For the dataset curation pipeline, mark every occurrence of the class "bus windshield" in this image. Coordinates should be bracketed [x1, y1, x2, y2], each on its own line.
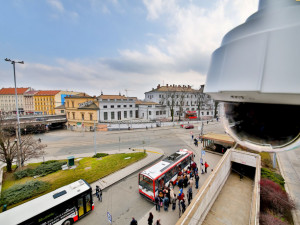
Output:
[139, 174, 153, 193]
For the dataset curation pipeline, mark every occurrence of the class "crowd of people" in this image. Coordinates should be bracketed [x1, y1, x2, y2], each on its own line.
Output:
[130, 159, 211, 224]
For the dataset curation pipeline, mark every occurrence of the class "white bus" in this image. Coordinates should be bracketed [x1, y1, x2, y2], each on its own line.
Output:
[0, 179, 94, 225]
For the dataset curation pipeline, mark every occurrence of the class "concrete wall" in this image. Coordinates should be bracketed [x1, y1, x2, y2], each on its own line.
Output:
[176, 149, 232, 225]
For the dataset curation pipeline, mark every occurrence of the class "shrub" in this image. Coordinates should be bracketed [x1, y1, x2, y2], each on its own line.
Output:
[261, 168, 285, 188]
[260, 213, 289, 225]
[13, 161, 66, 179]
[34, 161, 66, 177]
[0, 180, 50, 206]
[41, 160, 59, 164]
[260, 179, 295, 216]
[14, 168, 34, 180]
[93, 153, 109, 158]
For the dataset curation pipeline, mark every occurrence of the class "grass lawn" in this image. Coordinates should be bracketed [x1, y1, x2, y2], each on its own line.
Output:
[1, 152, 146, 208]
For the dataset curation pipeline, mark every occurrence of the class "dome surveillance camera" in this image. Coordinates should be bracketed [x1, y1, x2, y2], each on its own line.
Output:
[205, 0, 300, 152]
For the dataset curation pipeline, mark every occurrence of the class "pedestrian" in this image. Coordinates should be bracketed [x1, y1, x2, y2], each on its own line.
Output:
[130, 217, 138, 225]
[155, 196, 160, 212]
[192, 134, 194, 140]
[178, 176, 184, 189]
[195, 173, 199, 189]
[148, 212, 153, 225]
[163, 194, 169, 211]
[156, 219, 161, 225]
[183, 175, 188, 188]
[188, 177, 194, 188]
[172, 194, 177, 211]
[204, 161, 209, 173]
[96, 185, 102, 202]
[181, 199, 186, 214]
[187, 186, 193, 205]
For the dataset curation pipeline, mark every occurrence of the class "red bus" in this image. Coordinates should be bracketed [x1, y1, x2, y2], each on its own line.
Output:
[139, 149, 194, 201]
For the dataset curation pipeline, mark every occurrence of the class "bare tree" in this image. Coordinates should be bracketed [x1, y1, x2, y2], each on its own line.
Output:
[161, 91, 177, 122]
[195, 91, 210, 120]
[0, 117, 47, 172]
[178, 91, 187, 121]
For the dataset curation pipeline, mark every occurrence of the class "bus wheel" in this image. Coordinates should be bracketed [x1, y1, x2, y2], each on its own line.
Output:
[62, 219, 73, 225]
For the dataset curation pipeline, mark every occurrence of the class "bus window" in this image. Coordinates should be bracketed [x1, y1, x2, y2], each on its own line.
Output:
[165, 170, 172, 183]
[139, 175, 153, 192]
[155, 180, 159, 192]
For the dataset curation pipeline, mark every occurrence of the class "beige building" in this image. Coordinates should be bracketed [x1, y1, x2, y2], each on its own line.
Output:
[24, 90, 38, 115]
[65, 94, 99, 131]
[0, 87, 31, 115]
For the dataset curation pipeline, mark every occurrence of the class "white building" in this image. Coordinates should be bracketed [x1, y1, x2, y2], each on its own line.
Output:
[0, 87, 31, 115]
[135, 101, 168, 121]
[98, 94, 138, 122]
[144, 84, 215, 120]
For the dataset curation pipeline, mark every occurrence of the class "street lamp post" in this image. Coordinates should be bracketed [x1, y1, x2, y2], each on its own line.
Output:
[5, 58, 24, 168]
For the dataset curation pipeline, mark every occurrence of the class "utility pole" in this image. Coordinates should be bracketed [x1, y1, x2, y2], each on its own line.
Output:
[5, 58, 24, 168]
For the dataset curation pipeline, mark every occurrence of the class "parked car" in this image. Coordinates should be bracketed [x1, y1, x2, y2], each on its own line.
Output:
[185, 125, 194, 129]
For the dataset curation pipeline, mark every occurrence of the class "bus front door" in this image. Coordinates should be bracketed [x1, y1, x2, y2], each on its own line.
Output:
[77, 193, 92, 217]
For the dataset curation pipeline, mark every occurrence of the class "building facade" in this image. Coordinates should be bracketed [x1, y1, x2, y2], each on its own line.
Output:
[65, 94, 99, 131]
[34, 90, 61, 115]
[135, 101, 168, 121]
[24, 90, 38, 115]
[98, 94, 138, 122]
[0, 87, 31, 115]
[144, 84, 214, 120]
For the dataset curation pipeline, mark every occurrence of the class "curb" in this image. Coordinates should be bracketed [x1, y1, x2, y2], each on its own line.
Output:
[277, 154, 299, 225]
[91, 150, 165, 195]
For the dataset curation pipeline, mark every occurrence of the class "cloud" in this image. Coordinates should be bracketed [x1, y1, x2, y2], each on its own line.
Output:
[47, 0, 64, 13]
[3, 1, 259, 99]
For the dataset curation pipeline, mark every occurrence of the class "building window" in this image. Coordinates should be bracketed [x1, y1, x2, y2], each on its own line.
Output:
[61, 110, 64, 113]
[111, 112, 115, 119]
[156, 111, 159, 115]
[207, 111, 209, 115]
[81, 113, 84, 120]
[72, 101, 74, 108]
[117, 105, 121, 108]
[103, 105, 107, 108]
[111, 105, 114, 108]
[124, 111, 127, 118]
[104, 112, 108, 120]
[72, 112, 75, 119]
[149, 111, 151, 115]
[67, 101, 69, 107]
[67, 112, 70, 118]
[201, 112, 204, 115]
[129, 105, 132, 107]
[124, 105, 127, 108]
[130, 110, 133, 117]
[90, 113, 93, 121]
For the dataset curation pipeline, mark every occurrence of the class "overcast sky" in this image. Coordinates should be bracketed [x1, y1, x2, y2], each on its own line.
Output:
[0, 0, 258, 99]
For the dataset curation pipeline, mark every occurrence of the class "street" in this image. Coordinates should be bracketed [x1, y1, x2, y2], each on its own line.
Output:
[33, 121, 225, 225]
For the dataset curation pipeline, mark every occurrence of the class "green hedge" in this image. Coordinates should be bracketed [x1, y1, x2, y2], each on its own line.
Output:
[93, 153, 109, 158]
[14, 161, 66, 180]
[0, 180, 50, 206]
[261, 168, 285, 188]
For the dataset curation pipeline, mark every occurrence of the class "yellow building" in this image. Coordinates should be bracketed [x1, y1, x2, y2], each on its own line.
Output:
[34, 90, 82, 115]
[65, 94, 99, 131]
[34, 90, 60, 115]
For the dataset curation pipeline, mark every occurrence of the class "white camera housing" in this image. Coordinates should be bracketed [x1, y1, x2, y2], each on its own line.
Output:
[205, 0, 300, 152]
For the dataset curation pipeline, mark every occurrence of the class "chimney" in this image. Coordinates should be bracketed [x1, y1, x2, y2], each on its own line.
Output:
[178, 85, 181, 88]
[101, 91, 103, 95]
[166, 84, 168, 87]
[157, 84, 161, 89]
[152, 88, 154, 91]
